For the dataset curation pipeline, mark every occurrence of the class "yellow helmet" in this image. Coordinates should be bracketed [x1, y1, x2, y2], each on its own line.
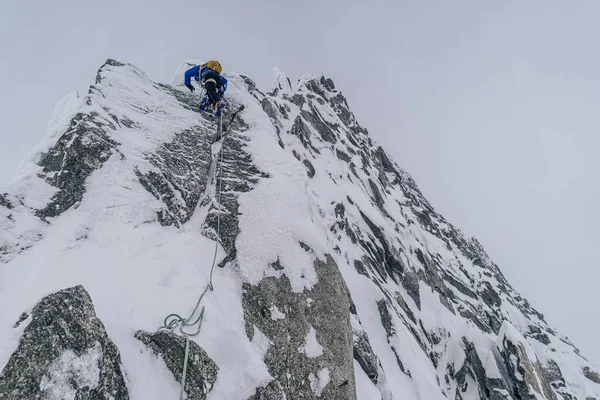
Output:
[203, 60, 222, 74]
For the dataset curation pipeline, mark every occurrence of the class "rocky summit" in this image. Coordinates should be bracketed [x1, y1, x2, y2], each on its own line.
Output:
[0, 59, 598, 399]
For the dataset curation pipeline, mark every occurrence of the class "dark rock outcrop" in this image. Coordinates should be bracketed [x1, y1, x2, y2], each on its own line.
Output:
[0, 285, 129, 399]
[136, 127, 213, 227]
[0, 193, 12, 209]
[247, 381, 286, 400]
[36, 112, 119, 220]
[352, 325, 380, 384]
[303, 159, 316, 178]
[544, 360, 572, 399]
[454, 338, 510, 400]
[242, 255, 356, 399]
[135, 330, 218, 400]
[202, 115, 266, 268]
[376, 300, 395, 339]
[494, 323, 558, 400]
[584, 367, 600, 384]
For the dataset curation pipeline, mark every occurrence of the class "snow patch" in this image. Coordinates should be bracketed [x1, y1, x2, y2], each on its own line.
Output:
[39, 342, 102, 400]
[17, 91, 84, 175]
[272, 67, 292, 94]
[497, 321, 538, 362]
[484, 350, 503, 379]
[252, 325, 273, 356]
[309, 368, 331, 396]
[229, 77, 329, 292]
[355, 360, 382, 400]
[269, 305, 286, 320]
[299, 326, 324, 358]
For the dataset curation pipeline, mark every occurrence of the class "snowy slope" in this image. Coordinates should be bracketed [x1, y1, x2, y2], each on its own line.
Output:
[0, 59, 598, 400]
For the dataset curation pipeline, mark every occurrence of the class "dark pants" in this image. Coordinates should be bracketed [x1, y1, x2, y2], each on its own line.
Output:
[203, 78, 222, 106]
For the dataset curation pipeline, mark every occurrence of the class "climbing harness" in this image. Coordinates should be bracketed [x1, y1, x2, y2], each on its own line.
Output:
[158, 112, 228, 400]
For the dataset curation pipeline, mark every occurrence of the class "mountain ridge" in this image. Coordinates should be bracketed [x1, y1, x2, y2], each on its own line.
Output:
[0, 59, 597, 400]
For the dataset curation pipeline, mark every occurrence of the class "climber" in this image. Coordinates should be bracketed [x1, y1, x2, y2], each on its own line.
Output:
[184, 60, 228, 117]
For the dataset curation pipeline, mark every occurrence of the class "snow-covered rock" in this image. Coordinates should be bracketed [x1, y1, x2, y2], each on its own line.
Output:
[135, 330, 219, 399]
[493, 321, 557, 400]
[242, 254, 356, 399]
[0, 59, 598, 400]
[0, 285, 128, 399]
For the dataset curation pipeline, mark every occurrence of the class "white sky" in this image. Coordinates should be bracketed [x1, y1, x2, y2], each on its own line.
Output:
[1, 0, 599, 365]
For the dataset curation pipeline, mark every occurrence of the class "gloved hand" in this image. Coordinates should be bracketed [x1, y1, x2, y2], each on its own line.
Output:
[199, 96, 208, 112]
[186, 84, 195, 93]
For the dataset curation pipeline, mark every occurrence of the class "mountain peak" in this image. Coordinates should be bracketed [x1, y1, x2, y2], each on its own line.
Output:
[271, 67, 292, 95]
[0, 59, 598, 400]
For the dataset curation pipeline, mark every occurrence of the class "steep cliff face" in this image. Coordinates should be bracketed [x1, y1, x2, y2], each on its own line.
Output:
[0, 59, 598, 400]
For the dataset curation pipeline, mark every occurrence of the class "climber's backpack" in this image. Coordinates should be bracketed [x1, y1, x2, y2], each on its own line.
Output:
[203, 60, 222, 74]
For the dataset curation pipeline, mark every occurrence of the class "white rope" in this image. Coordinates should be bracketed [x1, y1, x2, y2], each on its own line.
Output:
[159, 113, 226, 400]
[180, 337, 191, 399]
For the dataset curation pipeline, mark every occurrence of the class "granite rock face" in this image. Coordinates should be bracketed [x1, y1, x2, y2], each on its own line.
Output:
[36, 111, 120, 220]
[493, 322, 558, 400]
[250, 71, 600, 399]
[242, 255, 356, 399]
[202, 114, 265, 268]
[135, 126, 213, 227]
[135, 331, 218, 400]
[0, 285, 129, 400]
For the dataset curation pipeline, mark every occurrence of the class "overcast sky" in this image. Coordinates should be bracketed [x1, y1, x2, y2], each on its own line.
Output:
[1, 1, 598, 365]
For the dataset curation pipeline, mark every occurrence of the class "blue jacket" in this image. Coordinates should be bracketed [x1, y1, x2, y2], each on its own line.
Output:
[184, 65, 228, 93]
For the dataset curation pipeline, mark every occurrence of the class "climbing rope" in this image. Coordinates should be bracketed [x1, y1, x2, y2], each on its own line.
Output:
[159, 113, 227, 399]
[180, 337, 191, 400]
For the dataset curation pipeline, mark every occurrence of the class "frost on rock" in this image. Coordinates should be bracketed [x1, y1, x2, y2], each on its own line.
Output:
[258, 71, 600, 400]
[0, 285, 128, 399]
[39, 343, 102, 400]
[268, 305, 286, 320]
[18, 91, 84, 174]
[454, 338, 510, 400]
[300, 326, 324, 358]
[309, 368, 331, 397]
